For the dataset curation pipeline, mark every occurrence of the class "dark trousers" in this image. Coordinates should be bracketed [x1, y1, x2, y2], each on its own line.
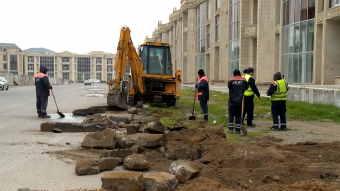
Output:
[199, 101, 208, 121]
[36, 96, 49, 115]
[243, 95, 254, 125]
[271, 100, 287, 129]
[228, 103, 242, 132]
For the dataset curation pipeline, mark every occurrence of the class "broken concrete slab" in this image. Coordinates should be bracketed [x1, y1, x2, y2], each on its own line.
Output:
[126, 124, 140, 134]
[130, 144, 147, 154]
[169, 160, 199, 183]
[142, 172, 178, 191]
[117, 135, 136, 148]
[81, 128, 116, 149]
[75, 159, 99, 175]
[165, 148, 188, 160]
[138, 134, 166, 148]
[98, 157, 122, 172]
[101, 148, 133, 159]
[146, 121, 165, 134]
[127, 107, 138, 114]
[101, 171, 142, 191]
[73, 106, 107, 116]
[40, 122, 106, 132]
[83, 115, 106, 124]
[123, 154, 149, 171]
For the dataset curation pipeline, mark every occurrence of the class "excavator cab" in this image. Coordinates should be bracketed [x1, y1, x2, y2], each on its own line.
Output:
[139, 43, 173, 76]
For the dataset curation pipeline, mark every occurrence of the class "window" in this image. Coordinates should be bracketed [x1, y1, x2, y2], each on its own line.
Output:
[329, 0, 340, 8]
[96, 73, 102, 80]
[3, 63, 7, 69]
[215, 15, 220, 41]
[28, 64, 34, 71]
[10, 55, 18, 70]
[229, 0, 240, 77]
[107, 58, 112, 65]
[207, 0, 211, 19]
[216, 0, 220, 10]
[96, 65, 102, 71]
[62, 64, 69, 70]
[107, 66, 113, 72]
[107, 73, 113, 80]
[96, 58, 102, 64]
[77, 57, 91, 81]
[40, 57, 54, 78]
[3, 55, 7, 61]
[28, 72, 34, 77]
[168, 29, 172, 44]
[207, 25, 211, 49]
[28, 56, 34, 63]
[62, 57, 69, 62]
[198, 2, 206, 52]
[62, 73, 69, 80]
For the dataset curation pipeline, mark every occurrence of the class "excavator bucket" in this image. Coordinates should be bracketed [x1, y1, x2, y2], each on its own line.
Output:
[107, 90, 128, 110]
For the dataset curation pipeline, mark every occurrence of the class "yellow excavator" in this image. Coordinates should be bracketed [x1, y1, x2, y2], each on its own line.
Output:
[107, 26, 181, 109]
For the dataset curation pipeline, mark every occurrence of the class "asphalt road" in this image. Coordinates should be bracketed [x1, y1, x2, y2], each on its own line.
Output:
[0, 83, 109, 191]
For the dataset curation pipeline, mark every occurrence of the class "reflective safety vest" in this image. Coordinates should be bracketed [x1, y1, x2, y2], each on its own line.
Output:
[244, 74, 254, 96]
[271, 79, 288, 101]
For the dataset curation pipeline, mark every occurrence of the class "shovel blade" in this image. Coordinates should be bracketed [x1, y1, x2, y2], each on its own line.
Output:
[189, 115, 196, 120]
[240, 124, 248, 135]
[57, 111, 65, 118]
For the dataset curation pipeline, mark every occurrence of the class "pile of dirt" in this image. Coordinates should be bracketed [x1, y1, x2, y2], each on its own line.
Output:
[146, 126, 340, 190]
[51, 125, 340, 190]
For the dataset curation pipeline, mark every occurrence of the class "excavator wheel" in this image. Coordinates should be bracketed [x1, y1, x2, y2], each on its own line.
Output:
[107, 90, 128, 110]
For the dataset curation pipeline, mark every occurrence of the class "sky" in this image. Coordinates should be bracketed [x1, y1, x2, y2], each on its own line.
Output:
[1, 0, 181, 54]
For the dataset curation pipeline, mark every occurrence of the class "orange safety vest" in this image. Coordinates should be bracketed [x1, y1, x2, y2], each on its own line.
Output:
[196, 76, 209, 99]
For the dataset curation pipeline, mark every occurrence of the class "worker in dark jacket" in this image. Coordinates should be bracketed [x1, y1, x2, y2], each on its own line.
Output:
[195, 69, 209, 121]
[227, 69, 249, 134]
[35, 66, 53, 118]
[266, 71, 288, 131]
[243, 67, 261, 126]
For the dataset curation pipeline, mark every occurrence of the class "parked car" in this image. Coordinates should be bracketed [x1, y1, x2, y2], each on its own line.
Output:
[0, 77, 9, 90]
[84, 80, 91, 86]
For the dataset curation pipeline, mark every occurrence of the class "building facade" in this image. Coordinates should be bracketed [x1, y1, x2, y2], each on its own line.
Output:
[148, 0, 340, 85]
[0, 43, 116, 82]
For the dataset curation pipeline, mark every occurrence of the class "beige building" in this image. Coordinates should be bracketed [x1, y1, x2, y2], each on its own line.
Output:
[147, 0, 340, 85]
[0, 44, 116, 82]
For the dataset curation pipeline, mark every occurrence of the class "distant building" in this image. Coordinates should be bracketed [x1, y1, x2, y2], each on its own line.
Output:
[0, 43, 116, 82]
[147, 0, 340, 85]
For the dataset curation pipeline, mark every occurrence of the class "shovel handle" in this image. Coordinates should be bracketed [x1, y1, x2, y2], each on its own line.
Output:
[51, 89, 59, 111]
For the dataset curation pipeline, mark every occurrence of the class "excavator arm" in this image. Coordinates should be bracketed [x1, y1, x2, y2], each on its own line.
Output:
[107, 27, 144, 109]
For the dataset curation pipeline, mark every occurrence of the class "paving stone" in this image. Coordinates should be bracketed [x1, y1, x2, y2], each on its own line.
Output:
[81, 128, 116, 149]
[169, 160, 199, 183]
[138, 134, 166, 147]
[123, 154, 149, 170]
[101, 171, 142, 191]
[98, 157, 122, 172]
[75, 159, 99, 175]
[142, 172, 178, 191]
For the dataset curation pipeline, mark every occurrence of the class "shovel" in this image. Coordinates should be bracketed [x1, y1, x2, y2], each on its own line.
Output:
[240, 96, 248, 135]
[51, 89, 65, 118]
[189, 88, 197, 120]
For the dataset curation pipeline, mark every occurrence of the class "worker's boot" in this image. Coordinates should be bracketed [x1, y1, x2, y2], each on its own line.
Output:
[271, 124, 279, 131]
[40, 114, 51, 118]
[37, 111, 42, 118]
[235, 128, 241, 134]
[280, 125, 287, 131]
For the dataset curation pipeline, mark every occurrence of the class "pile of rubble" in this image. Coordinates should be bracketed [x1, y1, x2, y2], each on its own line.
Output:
[72, 114, 210, 191]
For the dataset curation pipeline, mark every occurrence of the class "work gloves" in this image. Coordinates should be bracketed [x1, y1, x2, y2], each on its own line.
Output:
[48, 85, 53, 89]
[195, 84, 199, 88]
